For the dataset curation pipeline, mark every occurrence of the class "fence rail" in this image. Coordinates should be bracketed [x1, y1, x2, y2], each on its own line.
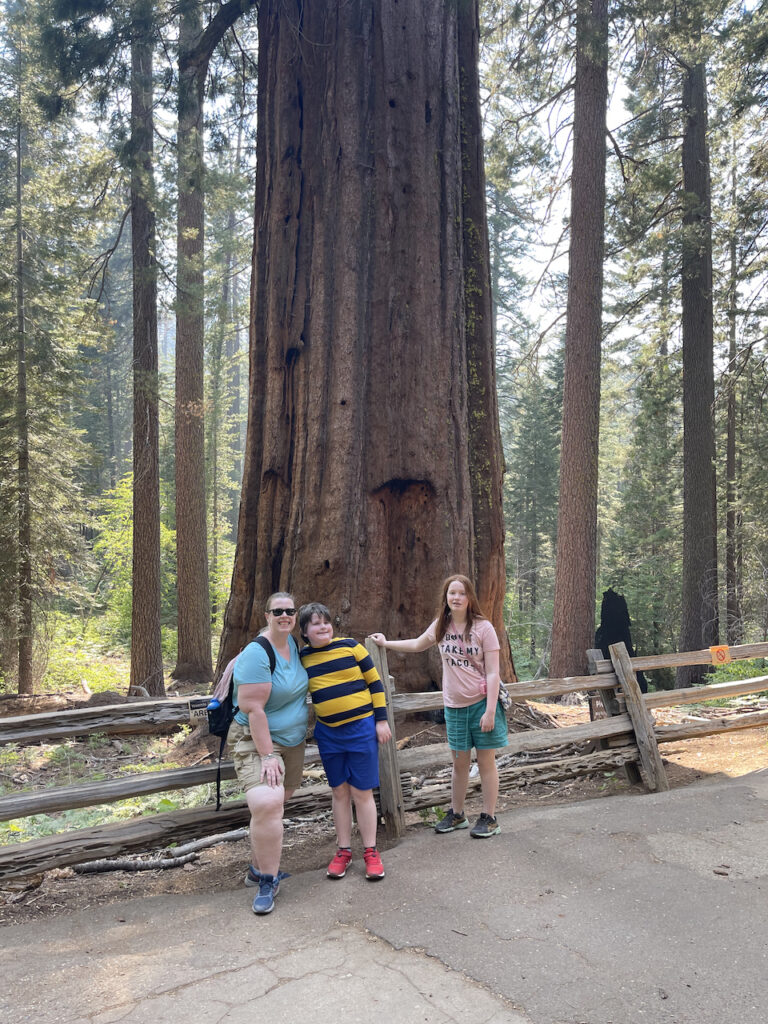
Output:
[1, 640, 767, 881]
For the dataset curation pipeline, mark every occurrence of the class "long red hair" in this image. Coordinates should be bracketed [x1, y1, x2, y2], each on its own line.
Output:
[433, 574, 486, 644]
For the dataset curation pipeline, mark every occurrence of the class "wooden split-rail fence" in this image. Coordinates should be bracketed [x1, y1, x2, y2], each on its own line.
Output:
[1, 640, 768, 882]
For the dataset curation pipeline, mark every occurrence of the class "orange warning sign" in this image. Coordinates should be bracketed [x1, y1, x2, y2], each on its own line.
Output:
[710, 645, 731, 666]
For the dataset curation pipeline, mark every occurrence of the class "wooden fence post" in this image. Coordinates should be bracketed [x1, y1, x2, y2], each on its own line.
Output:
[586, 648, 642, 786]
[365, 638, 406, 839]
[609, 642, 669, 793]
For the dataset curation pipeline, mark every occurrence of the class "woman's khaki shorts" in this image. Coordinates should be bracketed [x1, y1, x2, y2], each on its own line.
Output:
[227, 719, 306, 792]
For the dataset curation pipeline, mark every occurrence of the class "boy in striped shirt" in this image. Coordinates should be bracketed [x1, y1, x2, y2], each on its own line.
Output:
[299, 602, 391, 880]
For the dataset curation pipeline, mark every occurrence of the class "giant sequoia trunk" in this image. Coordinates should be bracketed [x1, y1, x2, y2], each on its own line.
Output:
[549, 0, 608, 679]
[677, 58, 718, 687]
[219, 0, 513, 688]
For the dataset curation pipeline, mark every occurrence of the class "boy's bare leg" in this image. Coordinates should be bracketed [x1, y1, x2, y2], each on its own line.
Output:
[331, 782, 353, 847]
[350, 786, 378, 848]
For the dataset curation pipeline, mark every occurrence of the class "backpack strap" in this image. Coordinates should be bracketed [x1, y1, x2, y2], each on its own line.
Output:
[253, 634, 277, 675]
[214, 731, 227, 811]
[215, 634, 278, 811]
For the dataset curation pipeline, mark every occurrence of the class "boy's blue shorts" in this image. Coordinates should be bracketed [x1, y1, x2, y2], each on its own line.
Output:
[445, 698, 508, 751]
[314, 716, 380, 790]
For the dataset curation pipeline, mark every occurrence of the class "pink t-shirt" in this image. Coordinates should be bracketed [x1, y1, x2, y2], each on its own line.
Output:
[426, 618, 501, 708]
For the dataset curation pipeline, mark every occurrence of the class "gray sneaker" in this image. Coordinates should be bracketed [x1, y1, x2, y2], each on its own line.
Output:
[251, 870, 290, 914]
[244, 866, 262, 887]
[435, 808, 469, 833]
[470, 812, 501, 838]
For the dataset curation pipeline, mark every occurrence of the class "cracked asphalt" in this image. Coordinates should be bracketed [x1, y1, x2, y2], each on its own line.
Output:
[3, 770, 768, 1024]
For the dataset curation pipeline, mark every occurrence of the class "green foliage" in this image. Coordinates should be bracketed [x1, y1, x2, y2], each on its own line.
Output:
[499, 342, 562, 675]
[92, 473, 177, 643]
[710, 658, 768, 684]
[600, 352, 682, 656]
[0, 0, 122, 689]
[41, 613, 129, 692]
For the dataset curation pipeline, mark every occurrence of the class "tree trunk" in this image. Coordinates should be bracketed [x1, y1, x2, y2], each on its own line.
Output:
[677, 58, 718, 686]
[208, 246, 227, 627]
[226, 191, 242, 542]
[219, 0, 512, 688]
[223, 119, 244, 542]
[458, 1, 515, 680]
[725, 141, 743, 646]
[549, 0, 608, 680]
[130, 1, 164, 698]
[15, 64, 33, 695]
[173, 2, 212, 684]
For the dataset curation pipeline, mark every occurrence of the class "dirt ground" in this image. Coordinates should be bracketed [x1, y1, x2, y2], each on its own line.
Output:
[1, 698, 767, 927]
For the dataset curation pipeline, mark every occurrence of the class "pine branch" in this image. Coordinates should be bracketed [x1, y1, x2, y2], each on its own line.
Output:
[182, 0, 259, 76]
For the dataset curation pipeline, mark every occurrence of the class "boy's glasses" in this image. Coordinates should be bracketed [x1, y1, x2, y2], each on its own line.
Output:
[269, 608, 296, 617]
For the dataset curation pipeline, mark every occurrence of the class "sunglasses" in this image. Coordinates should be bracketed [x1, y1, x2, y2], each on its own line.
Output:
[269, 607, 296, 617]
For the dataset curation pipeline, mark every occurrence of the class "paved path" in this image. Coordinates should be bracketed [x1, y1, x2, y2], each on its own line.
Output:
[3, 771, 768, 1024]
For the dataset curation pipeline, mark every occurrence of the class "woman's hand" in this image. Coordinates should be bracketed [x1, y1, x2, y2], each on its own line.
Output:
[260, 753, 285, 788]
[375, 720, 392, 745]
[368, 632, 387, 646]
[479, 708, 496, 732]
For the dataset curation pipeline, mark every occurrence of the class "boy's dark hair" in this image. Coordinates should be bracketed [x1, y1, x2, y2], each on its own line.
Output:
[299, 601, 332, 641]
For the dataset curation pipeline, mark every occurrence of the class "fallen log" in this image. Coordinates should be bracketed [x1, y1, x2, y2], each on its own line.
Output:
[406, 747, 641, 811]
[74, 852, 200, 874]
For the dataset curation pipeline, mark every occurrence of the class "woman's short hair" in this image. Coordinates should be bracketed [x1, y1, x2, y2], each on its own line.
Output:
[265, 591, 295, 613]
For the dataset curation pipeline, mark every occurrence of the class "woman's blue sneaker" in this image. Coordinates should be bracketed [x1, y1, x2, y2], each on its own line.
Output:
[252, 874, 279, 914]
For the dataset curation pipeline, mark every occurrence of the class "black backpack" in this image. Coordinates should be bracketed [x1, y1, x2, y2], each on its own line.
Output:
[208, 635, 276, 809]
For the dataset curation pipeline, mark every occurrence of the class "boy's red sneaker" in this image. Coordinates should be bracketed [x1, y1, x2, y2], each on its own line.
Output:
[327, 848, 353, 879]
[363, 846, 385, 881]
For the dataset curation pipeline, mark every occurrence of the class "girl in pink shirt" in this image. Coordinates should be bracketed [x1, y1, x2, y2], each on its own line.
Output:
[370, 574, 508, 838]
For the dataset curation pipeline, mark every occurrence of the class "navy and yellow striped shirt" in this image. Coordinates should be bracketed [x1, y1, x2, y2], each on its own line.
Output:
[299, 638, 387, 727]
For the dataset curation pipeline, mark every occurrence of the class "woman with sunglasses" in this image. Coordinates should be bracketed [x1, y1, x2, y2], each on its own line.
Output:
[228, 592, 309, 914]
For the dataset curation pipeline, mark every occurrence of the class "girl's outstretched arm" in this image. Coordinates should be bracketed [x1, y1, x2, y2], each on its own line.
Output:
[368, 629, 434, 654]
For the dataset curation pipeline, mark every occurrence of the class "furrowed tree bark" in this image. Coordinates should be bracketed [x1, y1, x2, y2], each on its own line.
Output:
[725, 139, 743, 646]
[219, 0, 513, 688]
[173, 0, 212, 684]
[15, 56, 33, 695]
[130, 0, 164, 698]
[458, 1, 515, 680]
[550, 0, 608, 679]
[677, 53, 718, 687]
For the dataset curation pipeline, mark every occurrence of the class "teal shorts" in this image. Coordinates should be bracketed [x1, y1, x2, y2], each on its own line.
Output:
[445, 698, 508, 751]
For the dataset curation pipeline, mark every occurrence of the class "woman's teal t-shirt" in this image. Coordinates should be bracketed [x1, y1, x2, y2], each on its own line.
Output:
[232, 635, 308, 746]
